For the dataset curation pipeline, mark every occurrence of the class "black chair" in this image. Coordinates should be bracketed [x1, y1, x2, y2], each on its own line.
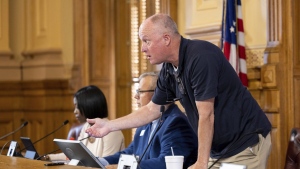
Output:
[284, 128, 300, 169]
[67, 123, 84, 140]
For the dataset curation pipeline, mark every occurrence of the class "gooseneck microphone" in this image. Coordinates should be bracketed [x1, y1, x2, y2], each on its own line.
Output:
[79, 136, 91, 141]
[208, 128, 264, 169]
[137, 106, 165, 169]
[32, 120, 69, 145]
[35, 148, 61, 160]
[19, 120, 69, 153]
[35, 135, 91, 160]
[0, 121, 28, 140]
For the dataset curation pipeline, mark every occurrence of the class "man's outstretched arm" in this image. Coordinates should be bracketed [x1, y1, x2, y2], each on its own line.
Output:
[85, 101, 166, 138]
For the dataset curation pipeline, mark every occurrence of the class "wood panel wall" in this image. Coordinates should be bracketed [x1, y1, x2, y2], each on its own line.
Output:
[113, 0, 133, 146]
[1, 1, 299, 168]
[261, 0, 300, 168]
[73, 0, 132, 147]
[0, 80, 77, 155]
[293, 0, 300, 128]
[261, 0, 283, 168]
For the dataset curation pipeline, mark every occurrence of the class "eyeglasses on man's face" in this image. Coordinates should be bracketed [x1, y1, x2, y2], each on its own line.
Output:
[135, 89, 154, 96]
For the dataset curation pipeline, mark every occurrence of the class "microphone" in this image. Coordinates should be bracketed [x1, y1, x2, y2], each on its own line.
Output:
[35, 148, 61, 160]
[159, 105, 165, 116]
[32, 120, 69, 145]
[0, 121, 28, 140]
[19, 120, 69, 153]
[78, 136, 90, 141]
[35, 135, 90, 160]
[137, 106, 165, 168]
[208, 128, 264, 169]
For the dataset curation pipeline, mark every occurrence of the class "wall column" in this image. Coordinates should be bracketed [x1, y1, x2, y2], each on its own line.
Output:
[0, 0, 21, 81]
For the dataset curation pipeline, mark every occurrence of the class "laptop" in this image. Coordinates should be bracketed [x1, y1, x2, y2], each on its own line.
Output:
[20, 137, 40, 159]
[53, 138, 106, 169]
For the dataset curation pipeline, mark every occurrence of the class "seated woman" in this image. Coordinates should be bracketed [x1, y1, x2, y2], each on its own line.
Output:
[47, 85, 125, 161]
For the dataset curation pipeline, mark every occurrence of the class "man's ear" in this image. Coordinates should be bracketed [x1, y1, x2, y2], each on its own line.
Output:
[163, 34, 171, 46]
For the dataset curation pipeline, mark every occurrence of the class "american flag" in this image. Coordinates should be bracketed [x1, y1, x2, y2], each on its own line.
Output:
[222, 0, 248, 87]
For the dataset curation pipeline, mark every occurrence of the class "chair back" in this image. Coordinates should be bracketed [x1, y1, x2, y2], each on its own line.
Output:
[284, 128, 300, 169]
[67, 123, 84, 140]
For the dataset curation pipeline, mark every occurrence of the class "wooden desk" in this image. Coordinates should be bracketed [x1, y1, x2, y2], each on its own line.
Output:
[0, 155, 118, 169]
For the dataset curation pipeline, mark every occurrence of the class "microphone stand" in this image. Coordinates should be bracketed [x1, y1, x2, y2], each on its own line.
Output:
[0, 121, 28, 140]
[35, 148, 61, 160]
[33, 120, 69, 145]
[136, 106, 165, 169]
[18, 120, 69, 153]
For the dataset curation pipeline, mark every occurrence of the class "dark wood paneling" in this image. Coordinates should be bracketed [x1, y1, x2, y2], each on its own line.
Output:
[89, 0, 113, 81]
[0, 80, 75, 156]
[114, 0, 132, 147]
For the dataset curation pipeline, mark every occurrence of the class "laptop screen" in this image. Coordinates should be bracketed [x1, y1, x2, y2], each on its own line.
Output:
[53, 138, 106, 169]
[20, 137, 39, 159]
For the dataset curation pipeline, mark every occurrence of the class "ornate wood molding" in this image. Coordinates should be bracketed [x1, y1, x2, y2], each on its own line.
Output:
[22, 48, 62, 58]
[21, 48, 66, 80]
[185, 23, 222, 46]
[246, 48, 265, 69]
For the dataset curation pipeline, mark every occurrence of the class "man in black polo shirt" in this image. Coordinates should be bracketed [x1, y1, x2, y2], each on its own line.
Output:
[86, 13, 272, 169]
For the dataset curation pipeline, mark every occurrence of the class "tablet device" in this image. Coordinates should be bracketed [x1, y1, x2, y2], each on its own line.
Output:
[20, 137, 40, 159]
[53, 138, 106, 169]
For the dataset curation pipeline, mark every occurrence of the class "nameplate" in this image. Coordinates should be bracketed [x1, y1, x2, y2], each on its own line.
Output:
[220, 163, 247, 169]
[117, 154, 138, 169]
[69, 159, 80, 166]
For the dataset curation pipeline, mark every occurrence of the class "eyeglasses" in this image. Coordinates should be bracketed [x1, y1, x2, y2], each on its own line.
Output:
[136, 89, 154, 96]
[173, 71, 186, 95]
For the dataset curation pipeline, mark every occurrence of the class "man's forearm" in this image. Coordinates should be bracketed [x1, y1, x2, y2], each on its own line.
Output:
[195, 99, 215, 168]
[197, 113, 214, 165]
[108, 102, 162, 131]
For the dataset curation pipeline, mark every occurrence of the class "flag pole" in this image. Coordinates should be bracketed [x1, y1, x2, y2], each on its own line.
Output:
[221, 0, 227, 50]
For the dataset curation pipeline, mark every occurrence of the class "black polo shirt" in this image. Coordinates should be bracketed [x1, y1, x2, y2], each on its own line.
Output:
[152, 37, 271, 158]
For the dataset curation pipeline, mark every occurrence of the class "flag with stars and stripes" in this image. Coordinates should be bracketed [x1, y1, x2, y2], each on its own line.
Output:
[222, 0, 248, 87]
